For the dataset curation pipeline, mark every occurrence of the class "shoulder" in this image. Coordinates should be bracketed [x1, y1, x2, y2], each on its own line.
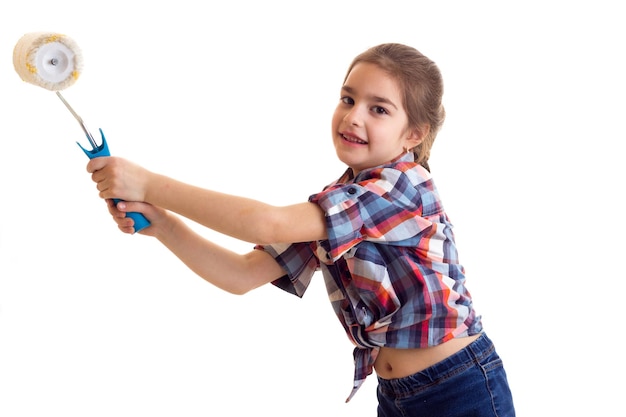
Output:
[388, 161, 431, 182]
[310, 161, 435, 208]
[360, 161, 432, 193]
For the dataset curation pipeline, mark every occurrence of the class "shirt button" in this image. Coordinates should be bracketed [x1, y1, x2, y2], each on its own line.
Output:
[348, 187, 357, 195]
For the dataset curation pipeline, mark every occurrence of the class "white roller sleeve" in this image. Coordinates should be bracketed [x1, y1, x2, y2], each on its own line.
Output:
[13, 32, 83, 91]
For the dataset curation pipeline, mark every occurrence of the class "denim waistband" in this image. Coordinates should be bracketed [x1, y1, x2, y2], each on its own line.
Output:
[377, 333, 494, 397]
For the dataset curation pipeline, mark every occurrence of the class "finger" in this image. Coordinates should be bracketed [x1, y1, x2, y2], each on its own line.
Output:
[114, 200, 148, 215]
[118, 222, 136, 234]
[105, 199, 125, 218]
[108, 203, 135, 233]
[86, 156, 109, 174]
[115, 210, 142, 235]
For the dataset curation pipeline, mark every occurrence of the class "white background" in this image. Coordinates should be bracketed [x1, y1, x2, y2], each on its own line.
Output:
[1, 1, 623, 416]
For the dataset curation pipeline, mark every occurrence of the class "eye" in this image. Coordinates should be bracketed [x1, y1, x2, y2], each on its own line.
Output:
[340, 96, 354, 105]
[372, 105, 389, 115]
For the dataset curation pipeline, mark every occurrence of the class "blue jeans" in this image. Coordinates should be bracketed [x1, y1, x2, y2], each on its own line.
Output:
[376, 333, 515, 417]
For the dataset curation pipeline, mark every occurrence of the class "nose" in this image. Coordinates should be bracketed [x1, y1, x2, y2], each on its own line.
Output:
[345, 106, 363, 127]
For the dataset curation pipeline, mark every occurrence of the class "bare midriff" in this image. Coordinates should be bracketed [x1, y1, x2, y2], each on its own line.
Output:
[374, 334, 482, 380]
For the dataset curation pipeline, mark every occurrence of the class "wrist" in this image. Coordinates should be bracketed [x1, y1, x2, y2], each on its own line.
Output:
[142, 170, 161, 204]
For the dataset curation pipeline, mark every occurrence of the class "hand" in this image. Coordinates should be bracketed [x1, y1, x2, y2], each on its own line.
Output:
[87, 157, 149, 203]
[105, 199, 169, 236]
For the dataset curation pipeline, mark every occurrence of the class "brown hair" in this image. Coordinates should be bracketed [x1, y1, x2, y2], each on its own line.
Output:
[344, 43, 446, 171]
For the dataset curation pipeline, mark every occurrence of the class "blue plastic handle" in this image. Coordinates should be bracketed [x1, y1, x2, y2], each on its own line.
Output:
[77, 128, 151, 233]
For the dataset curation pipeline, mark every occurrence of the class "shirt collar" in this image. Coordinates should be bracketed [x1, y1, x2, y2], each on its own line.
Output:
[338, 152, 416, 184]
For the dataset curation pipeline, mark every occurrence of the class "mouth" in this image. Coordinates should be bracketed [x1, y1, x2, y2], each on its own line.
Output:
[340, 132, 367, 145]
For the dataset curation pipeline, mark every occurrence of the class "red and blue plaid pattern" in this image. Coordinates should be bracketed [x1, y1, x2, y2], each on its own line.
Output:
[258, 153, 482, 401]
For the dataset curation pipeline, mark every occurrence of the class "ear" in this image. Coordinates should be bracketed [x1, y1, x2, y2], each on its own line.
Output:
[406, 124, 430, 149]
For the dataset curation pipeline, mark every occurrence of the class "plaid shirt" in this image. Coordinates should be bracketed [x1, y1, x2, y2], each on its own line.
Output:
[257, 153, 482, 402]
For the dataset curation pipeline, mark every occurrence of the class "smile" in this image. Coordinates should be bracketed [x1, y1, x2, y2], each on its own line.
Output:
[341, 133, 367, 145]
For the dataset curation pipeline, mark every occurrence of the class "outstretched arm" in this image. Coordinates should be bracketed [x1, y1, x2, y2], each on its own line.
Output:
[87, 157, 328, 245]
[107, 199, 287, 294]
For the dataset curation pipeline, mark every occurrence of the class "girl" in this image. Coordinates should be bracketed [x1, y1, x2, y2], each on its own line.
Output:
[87, 43, 516, 416]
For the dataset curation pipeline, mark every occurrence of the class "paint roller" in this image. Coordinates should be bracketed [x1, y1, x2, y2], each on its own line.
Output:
[13, 32, 150, 233]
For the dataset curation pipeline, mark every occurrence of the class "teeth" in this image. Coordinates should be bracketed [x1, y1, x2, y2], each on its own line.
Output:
[343, 134, 366, 144]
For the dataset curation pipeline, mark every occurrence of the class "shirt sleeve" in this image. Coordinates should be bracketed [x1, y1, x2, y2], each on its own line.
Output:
[254, 242, 319, 298]
[309, 165, 437, 261]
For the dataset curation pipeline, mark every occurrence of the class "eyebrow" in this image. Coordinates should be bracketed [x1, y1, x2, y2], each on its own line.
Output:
[341, 85, 399, 110]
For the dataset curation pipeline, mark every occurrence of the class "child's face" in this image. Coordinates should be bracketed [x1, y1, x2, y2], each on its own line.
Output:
[332, 62, 420, 175]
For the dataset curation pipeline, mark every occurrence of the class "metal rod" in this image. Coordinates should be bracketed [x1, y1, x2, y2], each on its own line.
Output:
[55, 91, 98, 150]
